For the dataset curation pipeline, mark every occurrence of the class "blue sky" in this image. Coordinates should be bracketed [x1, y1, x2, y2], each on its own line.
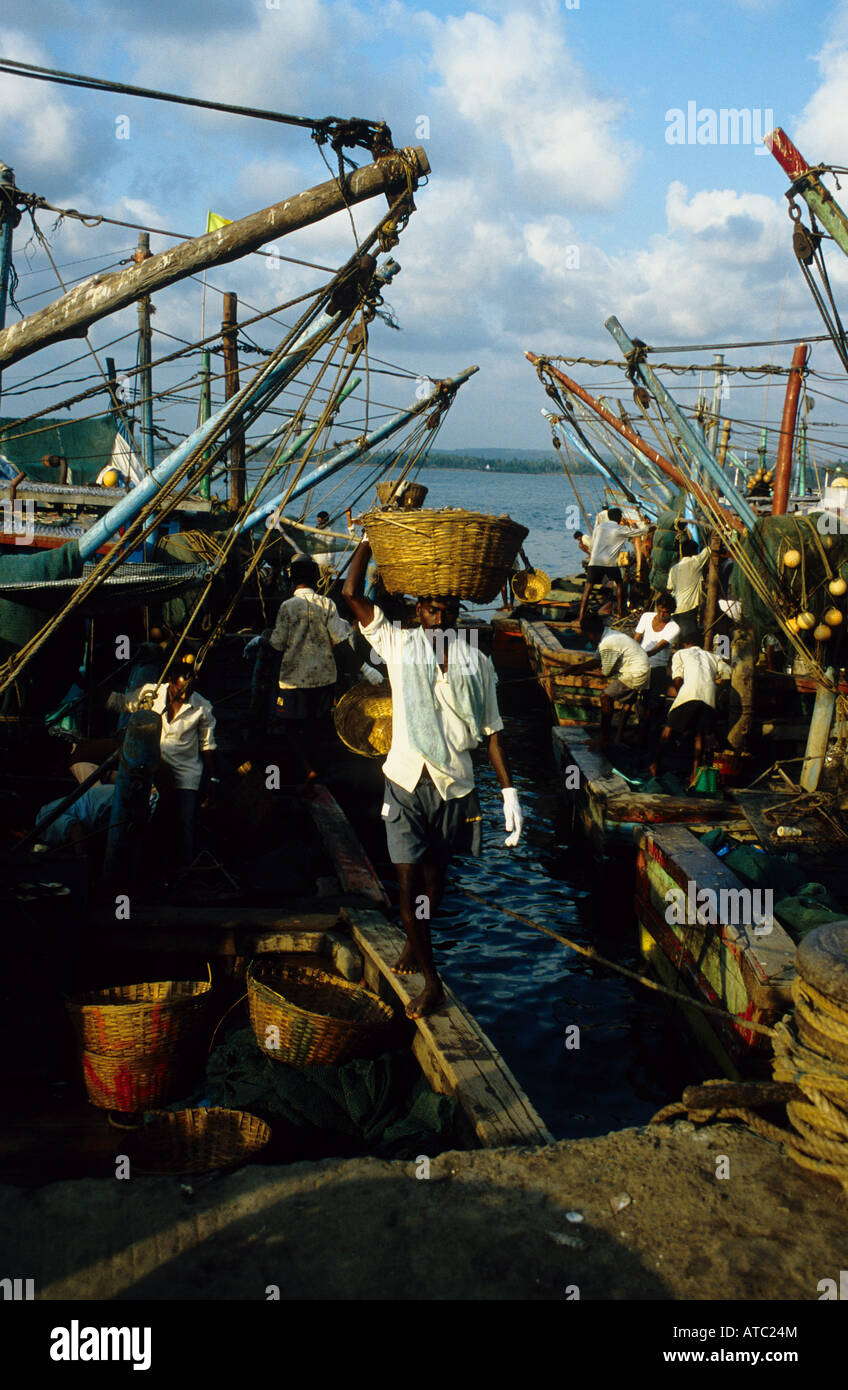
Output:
[2, 0, 848, 463]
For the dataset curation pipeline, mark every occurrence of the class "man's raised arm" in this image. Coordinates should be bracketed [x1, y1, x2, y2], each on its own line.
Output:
[342, 539, 375, 627]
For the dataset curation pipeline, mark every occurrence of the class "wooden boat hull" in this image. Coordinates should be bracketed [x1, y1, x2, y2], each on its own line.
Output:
[634, 823, 795, 1075]
[521, 618, 605, 724]
[552, 726, 744, 859]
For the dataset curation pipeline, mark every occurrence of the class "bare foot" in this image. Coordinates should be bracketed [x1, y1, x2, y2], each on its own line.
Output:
[405, 979, 445, 1019]
[392, 942, 420, 976]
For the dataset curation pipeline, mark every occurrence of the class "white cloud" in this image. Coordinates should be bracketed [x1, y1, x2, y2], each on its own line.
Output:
[794, 0, 848, 158]
[424, 7, 635, 211]
[0, 30, 79, 176]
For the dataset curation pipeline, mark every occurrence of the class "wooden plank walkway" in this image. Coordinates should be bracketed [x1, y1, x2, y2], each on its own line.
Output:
[344, 907, 554, 1150]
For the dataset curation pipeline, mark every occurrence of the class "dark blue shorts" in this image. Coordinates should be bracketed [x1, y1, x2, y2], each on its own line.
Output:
[381, 773, 483, 865]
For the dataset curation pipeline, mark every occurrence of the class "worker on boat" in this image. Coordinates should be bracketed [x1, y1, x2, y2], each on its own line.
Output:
[570, 613, 650, 750]
[108, 658, 218, 868]
[342, 537, 523, 1021]
[577, 508, 652, 623]
[649, 632, 731, 784]
[667, 537, 710, 641]
[266, 553, 367, 785]
[33, 782, 117, 857]
[311, 510, 336, 571]
[634, 592, 680, 735]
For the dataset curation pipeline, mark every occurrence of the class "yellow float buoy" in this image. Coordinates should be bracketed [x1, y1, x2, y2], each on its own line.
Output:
[783, 549, 801, 568]
[829, 578, 847, 596]
[101, 468, 120, 488]
[183, 652, 196, 665]
[797, 611, 817, 630]
[825, 608, 843, 626]
[814, 624, 832, 641]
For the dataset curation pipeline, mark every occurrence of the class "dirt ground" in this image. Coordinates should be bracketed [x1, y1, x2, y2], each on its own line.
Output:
[2, 1118, 847, 1301]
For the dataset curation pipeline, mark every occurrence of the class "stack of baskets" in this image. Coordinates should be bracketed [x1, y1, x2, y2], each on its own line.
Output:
[67, 976, 212, 1112]
[247, 958, 394, 1066]
[363, 507, 528, 603]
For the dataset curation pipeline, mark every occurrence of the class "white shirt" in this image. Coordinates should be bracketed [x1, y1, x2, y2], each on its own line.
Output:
[668, 549, 710, 614]
[269, 587, 352, 689]
[361, 605, 503, 800]
[635, 612, 680, 668]
[598, 629, 650, 689]
[670, 647, 731, 710]
[589, 520, 651, 569]
[129, 685, 217, 791]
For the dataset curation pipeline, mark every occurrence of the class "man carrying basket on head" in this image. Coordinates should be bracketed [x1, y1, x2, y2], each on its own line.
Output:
[343, 538, 523, 1020]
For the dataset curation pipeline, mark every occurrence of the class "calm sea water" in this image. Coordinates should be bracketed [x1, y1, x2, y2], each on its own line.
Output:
[313, 467, 709, 1138]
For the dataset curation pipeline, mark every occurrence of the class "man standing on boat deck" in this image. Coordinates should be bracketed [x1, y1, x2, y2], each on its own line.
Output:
[577, 507, 652, 624]
[343, 538, 523, 1020]
[667, 538, 710, 641]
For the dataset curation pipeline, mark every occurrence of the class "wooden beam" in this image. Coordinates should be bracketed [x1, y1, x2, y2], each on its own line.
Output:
[344, 908, 554, 1148]
[0, 147, 431, 368]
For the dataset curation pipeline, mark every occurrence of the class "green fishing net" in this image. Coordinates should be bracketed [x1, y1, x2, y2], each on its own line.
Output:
[649, 493, 688, 590]
[730, 512, 848, 646]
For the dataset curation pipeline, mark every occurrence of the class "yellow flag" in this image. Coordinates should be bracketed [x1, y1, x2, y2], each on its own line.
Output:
[206, 211, 232, 233]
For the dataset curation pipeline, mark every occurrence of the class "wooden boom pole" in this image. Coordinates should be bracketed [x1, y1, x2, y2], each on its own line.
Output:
[0, 147, 430, 368]
[771, 342, 808, 515]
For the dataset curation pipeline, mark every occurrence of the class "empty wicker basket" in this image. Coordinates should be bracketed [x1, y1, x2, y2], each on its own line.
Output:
[363, 508, 528, 603]
[124, 1108, 271, 1175]
[333, 679, 392, 758]
[67, 978, 212, 1056]
[512, 568, 551, 603]
[247, 959, 394, 1066]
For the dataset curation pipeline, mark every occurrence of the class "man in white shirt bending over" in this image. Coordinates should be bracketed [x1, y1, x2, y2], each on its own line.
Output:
[343, 537, 523, 1020]
[667, 538, 710, 641]
[577, 508, 652, 624]
[570, 613, 650, 749]
[650, 632, 731, 783]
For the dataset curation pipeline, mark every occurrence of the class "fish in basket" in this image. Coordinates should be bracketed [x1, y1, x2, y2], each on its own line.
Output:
[362, 508, 529, 604]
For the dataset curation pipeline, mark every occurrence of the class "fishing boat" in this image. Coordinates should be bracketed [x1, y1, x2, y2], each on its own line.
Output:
[633, 821, 796, 1077]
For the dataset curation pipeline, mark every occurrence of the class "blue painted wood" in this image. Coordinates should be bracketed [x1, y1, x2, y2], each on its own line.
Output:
[605, 317, 757, 528]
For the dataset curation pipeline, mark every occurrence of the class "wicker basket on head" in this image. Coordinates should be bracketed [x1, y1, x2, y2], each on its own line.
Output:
[333, 679, 392, 759]
[512, 568, 551, 604]
[375, 479, 428, 510]
[67, 977, 212, 1057]
[363, 508, 529, 603]
[80, 1048, 202, 1112]
[247, 959, 394, 1067]
[124, 1108, 271, 1174]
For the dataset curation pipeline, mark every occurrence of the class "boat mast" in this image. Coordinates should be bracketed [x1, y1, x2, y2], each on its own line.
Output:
[222, 292, 245, 511]
[135, 233, 155, 473]
[0, 162, 18, 406]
